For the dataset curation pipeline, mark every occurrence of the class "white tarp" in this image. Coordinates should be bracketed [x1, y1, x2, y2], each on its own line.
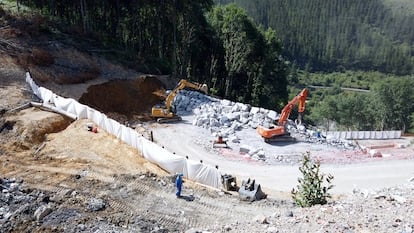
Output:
[186, 160, 221, 188]
[142, 138, 188, 175]
[25, 72, 222, 188]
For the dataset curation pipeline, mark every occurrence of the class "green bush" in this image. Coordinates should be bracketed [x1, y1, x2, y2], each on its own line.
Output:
[291, 152, 334, 207]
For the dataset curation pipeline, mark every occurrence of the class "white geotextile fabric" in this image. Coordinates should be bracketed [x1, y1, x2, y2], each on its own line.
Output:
[25, 72, 222, 188]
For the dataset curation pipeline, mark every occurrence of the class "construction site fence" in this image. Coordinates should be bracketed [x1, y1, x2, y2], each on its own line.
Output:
[25, 72, 222, 189]
[326, 130, 401, 140]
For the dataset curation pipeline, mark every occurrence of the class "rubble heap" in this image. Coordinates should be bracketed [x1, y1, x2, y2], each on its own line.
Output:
[174, 90, 323, 140]
[173, 90, 356, 163]
[175, 90, 284, 137]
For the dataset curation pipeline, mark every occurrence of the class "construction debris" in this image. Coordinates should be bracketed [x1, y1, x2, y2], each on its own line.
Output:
[238, 178, 267, 202]
[172, 90, 358, 161]
[221, 174, 237, 191]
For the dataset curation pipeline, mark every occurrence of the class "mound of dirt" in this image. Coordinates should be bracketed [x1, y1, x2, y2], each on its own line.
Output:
[0, 108, 72, 152]
[79, 75, 166, 121]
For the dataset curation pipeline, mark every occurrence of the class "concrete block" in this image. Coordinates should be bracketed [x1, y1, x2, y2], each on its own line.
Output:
[239, 103, 251, 112]
[229, 135, 240, 143]
[219, 115, 229, 124]
[240, 144, 252, 154]
[267, 110, 278, 120]
[221, 99, 232, 106]
[250, 107, 260, 114]
[231, 104, 240, 112]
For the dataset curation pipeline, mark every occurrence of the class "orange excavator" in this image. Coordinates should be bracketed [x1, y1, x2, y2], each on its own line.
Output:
[256, 88, 308, 142]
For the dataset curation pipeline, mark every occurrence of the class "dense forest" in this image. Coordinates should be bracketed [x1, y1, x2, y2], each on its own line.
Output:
[300, 73, 414, 132]
[17, 0, 288, 110]
[9, 1, 414, 132]
[217, 0, 414, 75]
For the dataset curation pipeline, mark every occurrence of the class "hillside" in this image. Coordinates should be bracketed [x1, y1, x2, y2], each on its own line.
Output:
[1, 2, 414, 233]
[383, 0, 414, 15]
[218, 0, 414, 74]
[2, 48, 414, 233]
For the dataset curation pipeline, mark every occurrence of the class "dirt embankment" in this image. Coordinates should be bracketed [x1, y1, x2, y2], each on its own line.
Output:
[0, 6, 170, 121]
[79, 76, 167, 121]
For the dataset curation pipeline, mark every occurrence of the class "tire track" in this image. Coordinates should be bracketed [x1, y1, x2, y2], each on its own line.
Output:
[103, 173, 187, 230]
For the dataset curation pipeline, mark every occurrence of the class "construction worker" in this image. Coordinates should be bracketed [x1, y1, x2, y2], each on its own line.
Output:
[316, 128, 321, 138]
[175, 173, 183, 197]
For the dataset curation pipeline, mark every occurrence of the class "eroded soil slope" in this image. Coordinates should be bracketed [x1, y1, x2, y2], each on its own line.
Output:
[79, 76, 166, 121]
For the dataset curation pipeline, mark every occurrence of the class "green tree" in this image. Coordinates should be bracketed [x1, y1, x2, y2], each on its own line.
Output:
[207, 4, 288, 108]
[369, 78, 414, 131]
[309, 95, 338, 131]
[221, 0, 414, 75]
[292, 152, 334, 207]
[207, 4, 255, 98]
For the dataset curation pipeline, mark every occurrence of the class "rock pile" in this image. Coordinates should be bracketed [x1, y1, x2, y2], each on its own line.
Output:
[208, 183, 414, 233]
[173, 90, 356, 162]
[175, 90, 278, 145]
[0, 177, 53, 230]
[173, 90, 308, 161]
[175, 90, 280, 138]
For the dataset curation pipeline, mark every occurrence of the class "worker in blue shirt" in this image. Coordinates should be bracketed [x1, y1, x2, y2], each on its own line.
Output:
[175, 173, 183, 197]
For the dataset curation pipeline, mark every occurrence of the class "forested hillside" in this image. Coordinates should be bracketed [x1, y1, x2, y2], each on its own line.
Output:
[5, 1, 414, 132]
[217, 0, 414, 75]
[13, 0, 288, 109]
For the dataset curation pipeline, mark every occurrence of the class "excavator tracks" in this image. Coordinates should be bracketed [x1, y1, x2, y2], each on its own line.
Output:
[156, 116, 182, 123]
[264, 134, 297, 143]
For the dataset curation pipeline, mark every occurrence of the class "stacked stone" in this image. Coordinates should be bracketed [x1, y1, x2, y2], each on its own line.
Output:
[175, 90, 280, 139]
[173, 90, 287, 161]
[173, 90, 356, 157]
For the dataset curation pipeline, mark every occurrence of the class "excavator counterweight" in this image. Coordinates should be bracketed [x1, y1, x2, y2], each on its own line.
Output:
[257, 88, 308, 142]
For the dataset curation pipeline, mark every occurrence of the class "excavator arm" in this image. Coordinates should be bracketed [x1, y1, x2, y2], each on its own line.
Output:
[164, 79, 208, 111]
[277, 88, 308, 126]
[257, 88, 308, 142]
[151, 79, 208, 123]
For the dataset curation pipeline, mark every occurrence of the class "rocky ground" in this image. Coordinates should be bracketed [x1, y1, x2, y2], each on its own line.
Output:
[1, 6, 414, 232]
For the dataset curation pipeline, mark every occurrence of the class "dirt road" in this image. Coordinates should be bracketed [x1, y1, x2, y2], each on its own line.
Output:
[151, 115, 414, 196]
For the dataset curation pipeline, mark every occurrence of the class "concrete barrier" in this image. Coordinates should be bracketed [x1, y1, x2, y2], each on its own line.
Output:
[327, 130, 401, 140]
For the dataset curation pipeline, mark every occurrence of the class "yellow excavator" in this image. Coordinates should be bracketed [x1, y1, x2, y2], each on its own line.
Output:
[151, 79, 208, 123]
[257, 88, 308, 142]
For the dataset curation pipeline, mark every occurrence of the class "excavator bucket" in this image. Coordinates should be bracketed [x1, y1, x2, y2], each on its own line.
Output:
[199, 84, 208, 94]
[238, 178, 267, 202]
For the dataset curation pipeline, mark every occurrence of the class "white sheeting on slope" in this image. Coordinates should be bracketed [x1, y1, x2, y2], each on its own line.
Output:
[25, 72, 222, 189]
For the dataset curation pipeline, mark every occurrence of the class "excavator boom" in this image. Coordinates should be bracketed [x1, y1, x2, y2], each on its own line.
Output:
[277, 88, 308, 126]
[151, 79, 208, 123]
[257, 88, 308, 142]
